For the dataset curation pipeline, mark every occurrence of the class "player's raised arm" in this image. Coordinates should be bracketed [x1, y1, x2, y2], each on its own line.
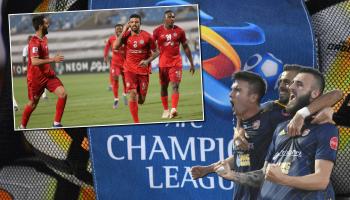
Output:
[287, 89, 343, 136]
[113, 22, 130, 50]
[191, 156, 235, 180]
[104, 38, 110, 64]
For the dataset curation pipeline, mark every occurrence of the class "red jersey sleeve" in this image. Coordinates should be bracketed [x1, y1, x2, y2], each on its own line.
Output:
[30, 40, 40, 58]
[104, 37, 111, 58]
[149, 35, 156, 51]
[179, 29, 187, 44]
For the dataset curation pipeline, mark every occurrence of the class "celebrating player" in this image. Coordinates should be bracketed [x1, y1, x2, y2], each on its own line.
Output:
[153, 10, 195, 119]
[104, 24, 127, 108]
[19, 15, 66, 129]
[113, 14, 158, 123]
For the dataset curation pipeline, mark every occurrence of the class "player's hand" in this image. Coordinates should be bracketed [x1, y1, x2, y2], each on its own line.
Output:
[233, 127, 249, 150]
[104, 56, 109, 64]
[53, 53, 64, 63]
[287, 112, 304, 137]
[123, 22, 130, 32]
[139, 60, 149, 67]
[311, 107, 335, 124]
[191, 165, 211, 180]
[214, 161, 236, 181]
[189, 64, 195, 75]
[265, 163, 286, 184]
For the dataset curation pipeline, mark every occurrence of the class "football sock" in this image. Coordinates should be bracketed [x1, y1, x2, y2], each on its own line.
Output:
[171, 93, 179, 109]
[54, 96, 67, 123]
[129, 100, 139, 123]
[112, 81, 119, 98]
[21, 104, 34, 128]
[161, 96, 168, 110]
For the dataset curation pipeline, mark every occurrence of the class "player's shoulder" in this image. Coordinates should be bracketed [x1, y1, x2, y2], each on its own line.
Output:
[174, 25, 184, 31]
[312, 123, 338, 133]
[261, 100, 286, 113]
[153, 25, 163, 32]
[141, 30, 152, 37]
[109, 35, 116, 40]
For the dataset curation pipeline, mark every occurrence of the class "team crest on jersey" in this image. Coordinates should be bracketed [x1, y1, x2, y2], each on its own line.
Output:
[126, 82, 130, 88]
[140, 40, 144, 45]
[32, 47, 38, 53]
[173, 32, 177, 37]
[236, 154, 251, 167]
[330, 137, 338, 150]
[252, 120, 260, 130]
[301, 129, 310, 137]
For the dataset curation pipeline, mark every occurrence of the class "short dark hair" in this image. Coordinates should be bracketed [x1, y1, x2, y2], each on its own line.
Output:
[115, 24, 123, 28]
[283, 64, 304, 73]
[232, 71, 267, 103]
[129, 14, 141, 23]
[32, 15, 46, 31]
[298, 67, 325, 94]
[164, 10, 174, 16]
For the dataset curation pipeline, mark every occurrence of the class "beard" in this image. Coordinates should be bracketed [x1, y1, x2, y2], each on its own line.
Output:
[43, 28, 48, 36]
[286, 92, 311, 114]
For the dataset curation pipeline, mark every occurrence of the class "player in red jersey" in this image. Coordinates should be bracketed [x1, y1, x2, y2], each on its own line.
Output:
[19, 15, 66, 129]
[153, 10, 195, 119]
[113, 14, 159, 123]
[104, 24, 128, 108]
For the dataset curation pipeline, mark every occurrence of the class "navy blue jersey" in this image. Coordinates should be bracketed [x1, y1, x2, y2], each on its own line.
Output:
[260, 120, 339, 200]
[232, 101, 290, 200]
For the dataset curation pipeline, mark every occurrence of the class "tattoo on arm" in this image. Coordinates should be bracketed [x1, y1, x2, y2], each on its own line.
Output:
[234, 169, 265, 188]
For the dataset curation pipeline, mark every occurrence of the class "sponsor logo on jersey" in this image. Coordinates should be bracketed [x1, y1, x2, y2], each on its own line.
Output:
[327, 41, 350, 53]
[279, 129, 287, 136]
[32, 47, 38, 53]
[272, 150, 302, 161]
[330, 136, 338, 150]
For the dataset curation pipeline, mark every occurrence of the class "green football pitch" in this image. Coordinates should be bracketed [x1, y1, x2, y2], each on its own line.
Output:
[13, 70, 204, 129]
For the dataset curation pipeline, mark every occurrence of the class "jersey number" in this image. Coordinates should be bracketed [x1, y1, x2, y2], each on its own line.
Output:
[133, 41, 138, 48]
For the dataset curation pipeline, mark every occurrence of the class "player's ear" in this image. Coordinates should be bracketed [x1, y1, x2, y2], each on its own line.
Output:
[311, 89, 320, 99]
[249, 93, 259, 104]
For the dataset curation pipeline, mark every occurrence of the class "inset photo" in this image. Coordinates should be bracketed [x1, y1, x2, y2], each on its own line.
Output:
[10, 4, 203, 130]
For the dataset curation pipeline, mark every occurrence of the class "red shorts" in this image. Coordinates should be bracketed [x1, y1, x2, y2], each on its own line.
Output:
[110, 64, 123, 77]
[159, 67, 182, 85]
[27, 76, 63, 100]
[124, 71, 149, 97]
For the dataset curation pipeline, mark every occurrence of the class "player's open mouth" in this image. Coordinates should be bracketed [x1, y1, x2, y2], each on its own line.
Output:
[290, 93, 296, 101]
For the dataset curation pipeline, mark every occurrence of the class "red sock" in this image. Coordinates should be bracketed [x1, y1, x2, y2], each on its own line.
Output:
[112, 80, 119, 98]
[122, 74, 127, 94]
[129, 100, 139, 123]
[171, 93, 179, 109]
[21, 105, 34, 127]
[161, 96, 168, 110]
[54, 96, 67, 123]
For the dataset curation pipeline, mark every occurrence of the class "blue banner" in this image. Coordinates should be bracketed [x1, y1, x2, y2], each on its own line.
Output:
[88, 0, 315, 199]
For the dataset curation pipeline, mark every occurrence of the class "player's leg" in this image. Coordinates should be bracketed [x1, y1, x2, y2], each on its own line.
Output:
[48, 78, 67, 127]
[159, 68, 170, 118]
[20, 83, 41, 128]
[121, 70, 128, 106]
[169, 67, 182, 118]
[124, 71, 139, 123]
[137, 74, 149, 105]
[111, 66, 120, 109]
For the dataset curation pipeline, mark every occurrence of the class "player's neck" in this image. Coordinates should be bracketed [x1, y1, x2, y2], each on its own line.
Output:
[36, 31, 44, 39]
[131, 30, 141, 35]
[241, 105, 260, 120]
[164, 24, 174, 29]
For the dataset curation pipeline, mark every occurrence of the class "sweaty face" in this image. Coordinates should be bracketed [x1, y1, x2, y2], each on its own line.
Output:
[230, 80, 253, 117]
[115, 26, 123, 37]
[164, 12, 175, 27]
[277, 70, 298, 105]
[42, 18, 49, 36]
[285, 73, 315, 114]
[129, 17, 141, 33]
